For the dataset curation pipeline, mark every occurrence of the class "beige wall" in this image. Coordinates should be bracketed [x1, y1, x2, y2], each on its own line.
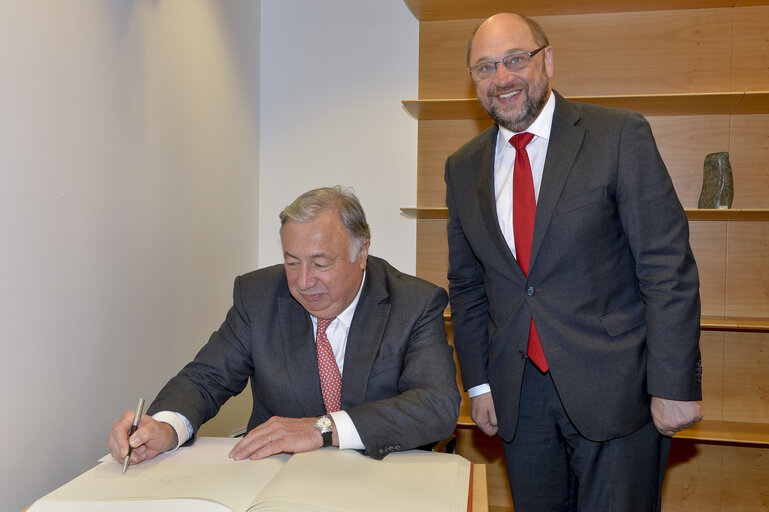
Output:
[0, 1, 259, 510]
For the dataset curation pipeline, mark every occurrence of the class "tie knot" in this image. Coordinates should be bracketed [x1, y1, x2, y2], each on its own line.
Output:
[316, 317, 335, 335]
[510, 132, 535, 151]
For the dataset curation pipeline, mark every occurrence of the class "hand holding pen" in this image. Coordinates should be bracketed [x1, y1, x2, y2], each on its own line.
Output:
[107, 399, 179, 469]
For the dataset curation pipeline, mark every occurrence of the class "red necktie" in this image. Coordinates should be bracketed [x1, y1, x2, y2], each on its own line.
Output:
[511, 133, 548, 372]
[315, 317, 342, 412]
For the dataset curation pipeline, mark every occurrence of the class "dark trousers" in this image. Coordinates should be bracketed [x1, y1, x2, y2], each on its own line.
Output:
[502, 359, 671, 512]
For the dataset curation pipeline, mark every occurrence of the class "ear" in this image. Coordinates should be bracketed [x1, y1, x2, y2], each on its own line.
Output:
[544, 46, 554, 79]
[357, 239, 370, 269]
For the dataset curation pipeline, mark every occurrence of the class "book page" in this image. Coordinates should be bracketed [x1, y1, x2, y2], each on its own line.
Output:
[30, 438, 288, 512]
[249, 448, 471, 512]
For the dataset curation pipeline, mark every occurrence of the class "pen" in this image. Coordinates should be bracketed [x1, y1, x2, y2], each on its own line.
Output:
[122, 397, 145, 475]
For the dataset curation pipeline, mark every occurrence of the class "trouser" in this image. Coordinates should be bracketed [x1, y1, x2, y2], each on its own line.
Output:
[502, 358, 671, 512]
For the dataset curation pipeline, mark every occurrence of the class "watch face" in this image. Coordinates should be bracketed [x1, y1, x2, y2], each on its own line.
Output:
[315, 415, 333, 432]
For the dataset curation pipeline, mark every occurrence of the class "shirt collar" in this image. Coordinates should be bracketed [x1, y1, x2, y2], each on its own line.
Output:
[495, 90, 556, 157]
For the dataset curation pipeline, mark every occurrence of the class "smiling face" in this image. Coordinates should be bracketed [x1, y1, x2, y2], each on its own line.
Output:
[281, 209, 369, 319]
[469, 13, 553, 132]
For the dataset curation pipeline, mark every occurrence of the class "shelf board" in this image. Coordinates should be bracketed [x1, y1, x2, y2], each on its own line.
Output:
[400, 207, 448, 219]
[446, 310, 769, 331]
[403, 0, 769, 21]
[401, 91, 769, 120]
[701, 315, 769, 331]
[401, 207, 769, 221]
[457, 417, 769, 445]
[674, 419, 769, 445]
[685, 209, 769, 220]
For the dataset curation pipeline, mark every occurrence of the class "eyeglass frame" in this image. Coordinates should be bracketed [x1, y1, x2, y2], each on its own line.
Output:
[468, 45, 548, 81]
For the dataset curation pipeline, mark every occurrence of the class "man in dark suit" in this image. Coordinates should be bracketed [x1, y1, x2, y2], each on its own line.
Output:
[445, 13, 703, 511]
[109, 186, 460, 464]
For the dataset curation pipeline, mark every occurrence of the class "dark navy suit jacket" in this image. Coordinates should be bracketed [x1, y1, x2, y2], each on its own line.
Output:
[445, 91, 701, 443]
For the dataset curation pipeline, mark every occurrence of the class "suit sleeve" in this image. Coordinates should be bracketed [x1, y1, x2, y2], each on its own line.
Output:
[345, 286, 460, 459]
[444, 158, 491, 391]
[616, 113, 702, 400]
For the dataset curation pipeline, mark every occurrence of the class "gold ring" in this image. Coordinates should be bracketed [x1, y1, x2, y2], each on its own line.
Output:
[267, 434, 273, 443]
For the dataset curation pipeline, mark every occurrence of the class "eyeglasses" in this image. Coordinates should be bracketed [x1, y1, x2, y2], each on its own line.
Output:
[468, 45, 547, 81]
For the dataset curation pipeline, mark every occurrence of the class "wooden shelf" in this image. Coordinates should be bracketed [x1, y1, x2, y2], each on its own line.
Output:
[401, 207, 448, 219]
[447, 310, 769, 331]
[402, 92, 769, 120]
[674, 419, 769, 445]
[458, 416, 769, 445]
[404, 0, 769, 21]
[686, 209, 769, 220]
[701, 315, 769, 331]
[402, 207, 769, 221]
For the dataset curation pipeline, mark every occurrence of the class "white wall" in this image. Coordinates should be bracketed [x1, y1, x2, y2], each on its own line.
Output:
[0, 1, 260, 510]
[258, 0, 418, 272]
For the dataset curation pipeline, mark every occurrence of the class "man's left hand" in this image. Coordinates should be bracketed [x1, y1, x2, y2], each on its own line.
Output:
[650, 397, 703, 437]
[228, 416, 329, 460]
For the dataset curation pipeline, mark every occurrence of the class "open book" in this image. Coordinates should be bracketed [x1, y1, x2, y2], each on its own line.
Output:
[29, 437, 471, 512]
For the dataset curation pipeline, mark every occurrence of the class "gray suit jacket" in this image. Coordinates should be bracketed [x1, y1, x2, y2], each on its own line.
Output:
[147, 256, 460, 459]
[445, 91, 701, 443]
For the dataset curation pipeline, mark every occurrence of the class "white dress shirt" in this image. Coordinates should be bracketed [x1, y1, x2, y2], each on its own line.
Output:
[157, 272, 368, 451]
[467, 91, 556, 399]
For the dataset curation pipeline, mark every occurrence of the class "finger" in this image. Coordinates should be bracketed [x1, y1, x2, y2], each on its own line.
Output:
[129, 445, 147, 464]
[487, 405, 498, 427]
[108, 410, 136, 459]
[248, 439, 283, 461]
[479, 422, 498, 437]
[230, 431, 271, 460]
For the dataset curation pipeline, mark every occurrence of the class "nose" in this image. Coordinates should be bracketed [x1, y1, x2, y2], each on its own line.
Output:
[492, 62, 516, 86]
[297, 264, 317, 290]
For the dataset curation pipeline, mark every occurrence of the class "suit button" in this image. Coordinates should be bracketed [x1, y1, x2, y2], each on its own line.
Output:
[527, 286, 535, 296]
[518, 350, 525, 359]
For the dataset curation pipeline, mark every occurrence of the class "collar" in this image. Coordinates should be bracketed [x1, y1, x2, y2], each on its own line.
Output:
[495, 90, 556, 157]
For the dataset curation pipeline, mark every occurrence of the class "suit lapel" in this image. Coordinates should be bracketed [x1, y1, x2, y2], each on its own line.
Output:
[530, 93, 584, 270]
[279, 295, 325, 414]
[473, 126, 519, 269]
[341, 261, 390, 407]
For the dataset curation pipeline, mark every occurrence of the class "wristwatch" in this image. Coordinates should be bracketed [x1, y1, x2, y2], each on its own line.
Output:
[314, 415, 334, 447]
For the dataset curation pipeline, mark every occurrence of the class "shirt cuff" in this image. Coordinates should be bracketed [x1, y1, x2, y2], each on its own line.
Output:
[329, 410, 364, 450]
[152, 411, 193, 451]
[467, 383, 492, 398]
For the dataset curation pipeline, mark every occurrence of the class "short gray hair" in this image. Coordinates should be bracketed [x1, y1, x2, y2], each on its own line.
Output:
[279, 186, 371, 261]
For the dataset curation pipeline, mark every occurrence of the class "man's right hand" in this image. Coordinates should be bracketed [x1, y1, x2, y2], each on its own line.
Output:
[470, 392, 499, 436]
[108, 410, 178, 467]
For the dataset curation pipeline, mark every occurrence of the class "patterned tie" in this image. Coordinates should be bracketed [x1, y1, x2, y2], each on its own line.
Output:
[511, 133, 548, 372]
[315, 317, 342, 412]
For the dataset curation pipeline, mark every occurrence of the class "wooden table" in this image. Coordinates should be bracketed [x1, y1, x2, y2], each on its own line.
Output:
[472, 464, 489, 512]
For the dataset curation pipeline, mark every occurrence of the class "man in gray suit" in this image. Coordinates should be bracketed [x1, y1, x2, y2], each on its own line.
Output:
[445, 13, 702, 511]
[109, 186, 459, 465]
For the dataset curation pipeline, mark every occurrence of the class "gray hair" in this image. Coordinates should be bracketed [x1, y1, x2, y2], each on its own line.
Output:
[279, 186, 371, 261]
[466, 15, 550, 67]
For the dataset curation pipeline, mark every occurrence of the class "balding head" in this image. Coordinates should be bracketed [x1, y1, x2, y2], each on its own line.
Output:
[467, 13, 550, 68]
